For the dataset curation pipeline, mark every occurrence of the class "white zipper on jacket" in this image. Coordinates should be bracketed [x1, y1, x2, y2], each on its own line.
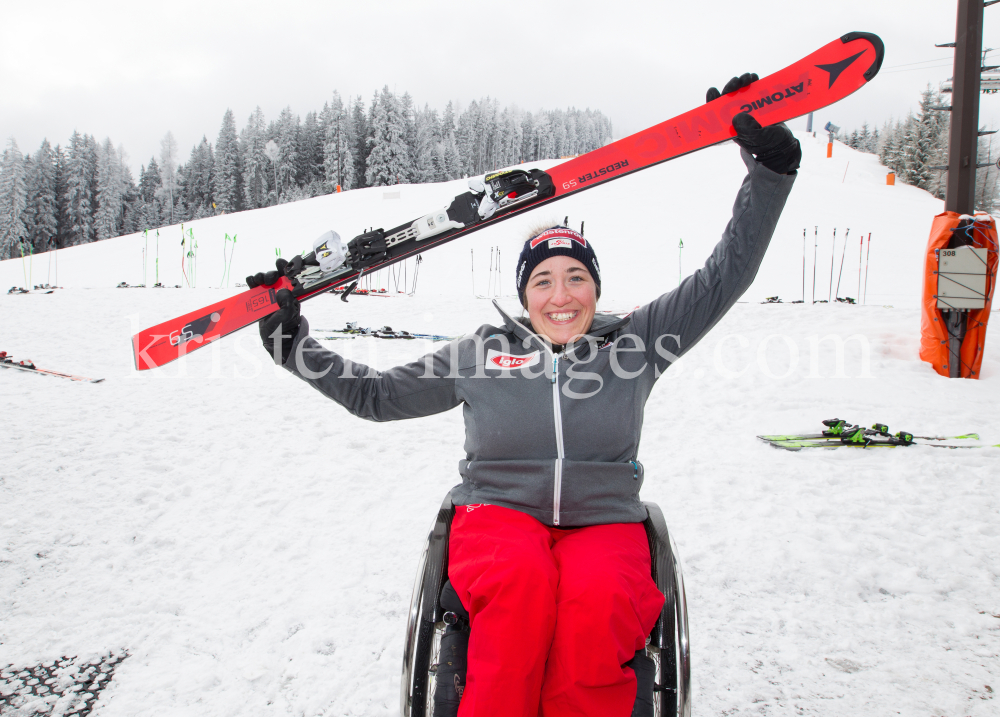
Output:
[551, 352, 566, 525]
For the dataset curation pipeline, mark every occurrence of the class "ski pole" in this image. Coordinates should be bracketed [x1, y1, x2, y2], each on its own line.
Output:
[802, 229, 806, 302]
[857, 230, 863, 300]
[812, 226, 818, 304]
[863, 233, 872, 304]
[828, 228, 836, 302]
[679, 238, 684, 286]
[180, 224, 189, 287]
[227, 235, 236, 288]
[835, 228, 849, 300]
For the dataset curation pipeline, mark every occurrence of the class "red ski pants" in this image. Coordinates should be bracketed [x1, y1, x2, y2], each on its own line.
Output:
[448, 504, 665, 717]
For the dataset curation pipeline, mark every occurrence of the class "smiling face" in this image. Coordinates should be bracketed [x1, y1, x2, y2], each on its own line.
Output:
[524, 255, 598, 346]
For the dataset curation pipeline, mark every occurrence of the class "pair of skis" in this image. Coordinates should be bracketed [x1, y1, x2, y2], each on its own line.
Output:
[131, 32, 885, 372]
[759, 419, 995, 450]
[314, 323, 457, 342]
[0, 352, 104, 383]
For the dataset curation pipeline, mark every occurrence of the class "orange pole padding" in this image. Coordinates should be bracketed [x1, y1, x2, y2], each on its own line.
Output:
[826, 143, 833, 158]
[336, 185, 342, 193]
[886, 173, 895, 186]
[919, 212, 999, 379]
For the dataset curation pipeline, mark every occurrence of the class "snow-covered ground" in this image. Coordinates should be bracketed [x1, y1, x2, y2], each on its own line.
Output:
[1, 135, 998, 716]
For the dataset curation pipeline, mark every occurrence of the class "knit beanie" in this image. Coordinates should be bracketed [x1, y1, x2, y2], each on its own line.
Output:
[515, 226, 601, 306]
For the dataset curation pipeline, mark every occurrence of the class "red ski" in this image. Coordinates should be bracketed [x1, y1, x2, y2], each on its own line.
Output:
[133, 32, 883, 371]
[0, 352, 105, 383]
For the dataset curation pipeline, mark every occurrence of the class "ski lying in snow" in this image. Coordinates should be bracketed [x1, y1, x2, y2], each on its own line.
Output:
[314, 324, 458, 342]
[762, 438, 999, 451]
[759, 419, 995, 450]
[0, 352, 104, 383]
[132, 32, 884, 371]
[760, 419, 981, 443]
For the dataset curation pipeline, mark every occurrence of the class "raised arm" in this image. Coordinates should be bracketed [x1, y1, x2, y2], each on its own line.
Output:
[248, 274, 462, 422]
[631, 74, 801, 374]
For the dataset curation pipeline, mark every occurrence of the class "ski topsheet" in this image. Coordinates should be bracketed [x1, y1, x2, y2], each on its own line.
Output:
[133, 32, 884, 371]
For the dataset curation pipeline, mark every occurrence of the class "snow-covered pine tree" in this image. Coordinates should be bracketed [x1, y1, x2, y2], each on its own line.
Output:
[241, 107, 269, 210]
[65, 131, 95, 245]
[400, 92, 417, 183]
[351, 95, 368, 189]
[53, 144, 69, 248]
[412, 105, 439, 183]
[322, 92, 355, 192]
[301, 111, 324, 193]
[213, 109, 242, 213]
[181, 137, 214, 218]
[95, 138, 125, 240]
[365, 86, 411, 187]
[276, 107, 300, 198]
[0, 137, 28, 260]
[975, 127, 1000, 212]
[441, 101, 461, 180]
[24, 140, 58, 253]
[158, 132, 179, 225]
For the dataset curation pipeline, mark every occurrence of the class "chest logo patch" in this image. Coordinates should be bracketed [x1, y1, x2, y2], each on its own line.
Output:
[486, 349, 540, 369]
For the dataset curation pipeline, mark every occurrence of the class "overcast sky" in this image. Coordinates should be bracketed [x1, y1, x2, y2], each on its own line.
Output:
[4, 0, 1000, 176]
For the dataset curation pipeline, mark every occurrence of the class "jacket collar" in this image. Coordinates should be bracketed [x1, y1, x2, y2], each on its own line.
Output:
[492, 300, 632, 354]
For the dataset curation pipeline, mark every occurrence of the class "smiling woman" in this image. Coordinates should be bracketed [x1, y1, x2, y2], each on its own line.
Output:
[247, 74, 802, 716]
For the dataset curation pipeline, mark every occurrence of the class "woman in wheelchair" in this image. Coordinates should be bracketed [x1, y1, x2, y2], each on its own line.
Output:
[252, 78, 799, 717]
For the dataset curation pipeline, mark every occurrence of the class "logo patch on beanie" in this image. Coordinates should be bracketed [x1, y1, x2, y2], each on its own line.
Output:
[529, 228, 587, 250]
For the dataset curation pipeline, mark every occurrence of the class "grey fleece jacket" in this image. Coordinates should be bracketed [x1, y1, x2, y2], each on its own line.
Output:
[279, 150, 794, 527]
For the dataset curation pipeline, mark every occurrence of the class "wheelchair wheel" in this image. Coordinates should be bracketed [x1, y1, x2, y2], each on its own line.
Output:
[400, 495, 454, 717]
[643, 503, 691, 717]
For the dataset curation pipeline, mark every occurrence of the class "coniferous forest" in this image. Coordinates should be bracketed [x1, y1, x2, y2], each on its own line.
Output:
[838, 84, 1000, 213]
[0, 88, 613, 260]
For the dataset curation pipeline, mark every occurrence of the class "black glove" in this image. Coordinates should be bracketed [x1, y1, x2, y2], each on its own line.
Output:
[707, 73, 801, 175]
[259, 288, 301, 364]
[246, 257, 289, 289]
[706, 72, 758, 103]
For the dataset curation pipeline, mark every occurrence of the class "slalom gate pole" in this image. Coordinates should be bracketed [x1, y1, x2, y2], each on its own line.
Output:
[679, 238, 684, 286]
[227, 235, 236, 288]
[144, 230, 148, 286]
[812, 226, 818, 303]
[156, 230, 160, 285]
[863, 233, 872, 304]
[828, 228, 836, 302]
[221, 234, 227, 287]
[20, 242, 27, 289]
[802, 229, 806, 302]
[181, 225, 189, 287]
[857, 230, 864, 299]
[47, 247, 52, 286]
[470, 249, 475, 296]
[835, 228, 850, 300]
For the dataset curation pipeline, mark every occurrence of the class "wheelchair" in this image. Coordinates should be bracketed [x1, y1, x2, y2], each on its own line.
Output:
[400, 492, 691, 717]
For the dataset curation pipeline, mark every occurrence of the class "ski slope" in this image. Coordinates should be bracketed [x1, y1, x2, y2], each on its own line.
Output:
[1, 135, 998, 717]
